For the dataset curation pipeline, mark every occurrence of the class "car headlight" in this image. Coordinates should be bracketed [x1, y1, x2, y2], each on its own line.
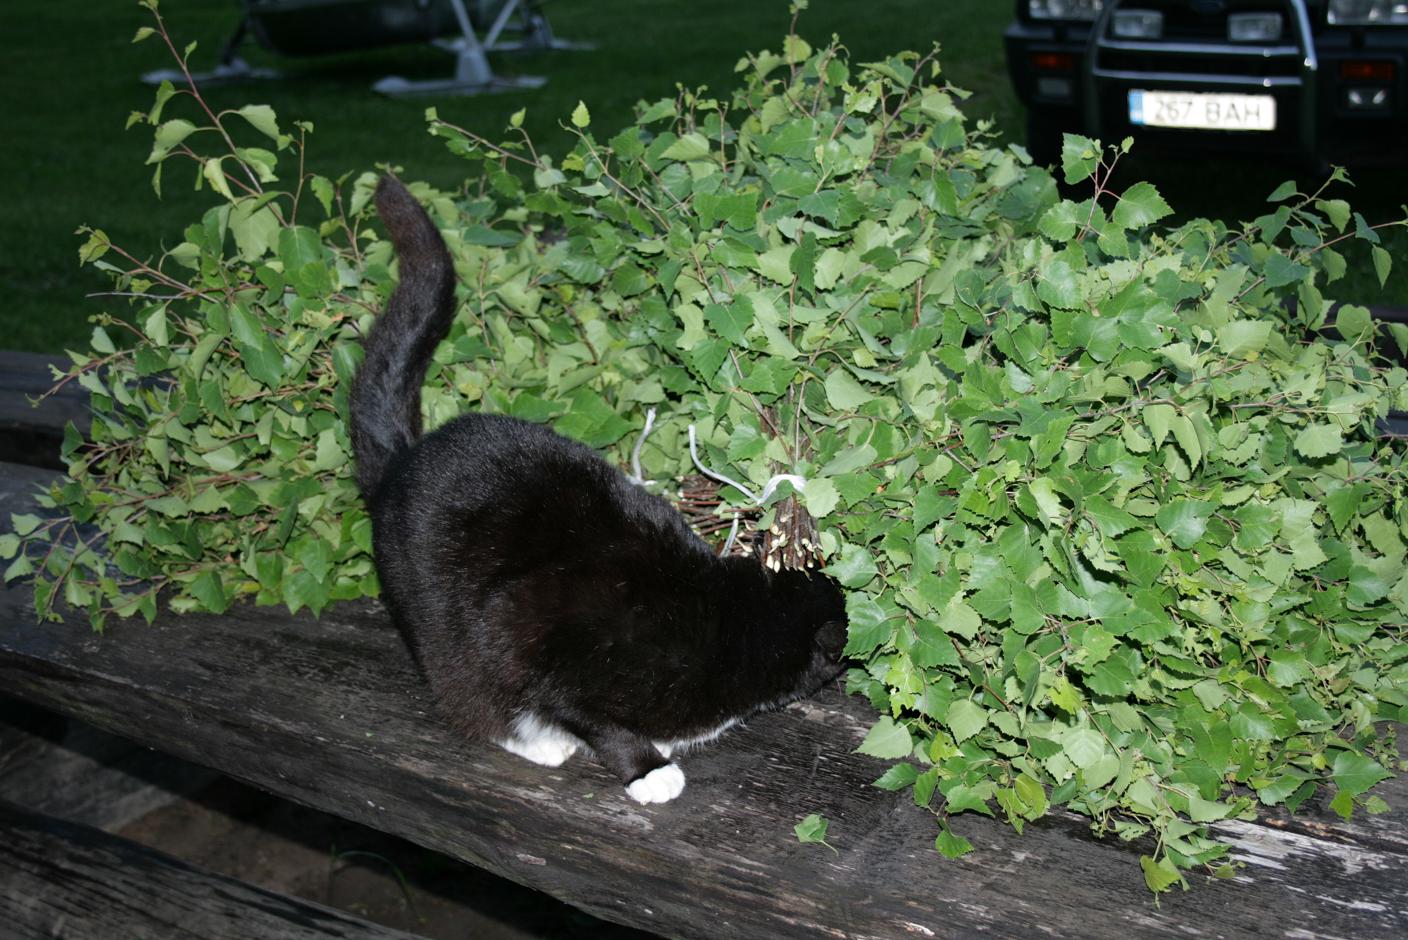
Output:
[1327, 0, 1408, 24]
[1229, 13, 1283, 41]
[1113, 9, 1163, 38]
[1029, 0, 1104, 21]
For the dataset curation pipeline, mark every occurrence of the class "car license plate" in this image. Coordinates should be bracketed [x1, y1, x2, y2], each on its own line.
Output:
[1128, 90, 1276, 132]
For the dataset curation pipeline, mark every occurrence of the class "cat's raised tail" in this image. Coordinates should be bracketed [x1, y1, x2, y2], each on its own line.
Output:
[350, 176, 457, 497]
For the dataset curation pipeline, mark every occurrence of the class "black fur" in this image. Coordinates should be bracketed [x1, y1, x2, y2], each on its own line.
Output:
[351, 176, 847, 799]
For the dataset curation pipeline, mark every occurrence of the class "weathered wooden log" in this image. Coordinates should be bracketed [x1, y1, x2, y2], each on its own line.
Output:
[1, 461, 1404, 940]
[0, 800, 422, 939]
[0, 696, 218, 832]
[0, 351, 87, 468]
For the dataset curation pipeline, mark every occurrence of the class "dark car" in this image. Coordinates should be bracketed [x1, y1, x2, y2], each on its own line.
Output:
[1004, 1, 1408, 168]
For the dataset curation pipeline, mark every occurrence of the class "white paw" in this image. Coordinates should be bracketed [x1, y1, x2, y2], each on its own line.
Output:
[626, 763, 685, 804]
[501, 736, 578, 767]
[499, 714, 581, 767]
[654, 741, 675, 759]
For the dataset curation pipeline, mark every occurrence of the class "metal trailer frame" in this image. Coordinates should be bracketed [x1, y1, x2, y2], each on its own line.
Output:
[141, 0, 594, 96]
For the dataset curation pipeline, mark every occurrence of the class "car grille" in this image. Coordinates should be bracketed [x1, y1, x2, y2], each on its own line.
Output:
[1093, 0, 1309, 80]
[1120, 0, 1296, 43]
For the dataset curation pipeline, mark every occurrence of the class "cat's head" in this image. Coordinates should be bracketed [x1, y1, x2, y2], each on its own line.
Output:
[767, 566, 849, 688]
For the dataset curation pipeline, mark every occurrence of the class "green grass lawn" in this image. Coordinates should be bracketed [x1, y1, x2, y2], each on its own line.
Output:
[2, 0, 1402, 353]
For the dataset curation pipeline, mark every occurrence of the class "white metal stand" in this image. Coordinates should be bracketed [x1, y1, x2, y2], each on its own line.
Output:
[139, 0, 588, 96]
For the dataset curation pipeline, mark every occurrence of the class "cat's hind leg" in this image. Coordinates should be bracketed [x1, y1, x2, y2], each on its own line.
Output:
[498, 712, 582, 767]
[571, 723, 685, 804]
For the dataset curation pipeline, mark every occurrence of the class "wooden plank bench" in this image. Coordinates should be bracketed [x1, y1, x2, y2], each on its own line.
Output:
[0, 696, 217, 832]
[0, 351, 87, 469]
[2, 336, 1407, 938]
[2, 458, 1406, 939]
[0, 800, 421, 939]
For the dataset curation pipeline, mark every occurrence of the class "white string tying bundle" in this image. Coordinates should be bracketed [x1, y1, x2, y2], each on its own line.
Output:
[624, 411, 809, 556]
[685, 426, 807, 503]
[687, 424, 808, 556]
[625, 407, 657, 486]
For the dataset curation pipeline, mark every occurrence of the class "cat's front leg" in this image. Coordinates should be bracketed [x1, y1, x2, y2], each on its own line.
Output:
[627, 763, 685, 804]
[575, 724, 686, 805]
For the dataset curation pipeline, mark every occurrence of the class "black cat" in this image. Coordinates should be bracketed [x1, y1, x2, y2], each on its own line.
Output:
[350, 176, 847, 804]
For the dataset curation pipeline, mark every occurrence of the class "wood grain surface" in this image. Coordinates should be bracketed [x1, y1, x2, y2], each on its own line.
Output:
[0, 801, 421, 940]
[0, 696, 217, 832]
[2, 460, 1405, 940]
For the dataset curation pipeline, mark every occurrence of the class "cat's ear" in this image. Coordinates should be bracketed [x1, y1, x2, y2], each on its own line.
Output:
[814, 620, 846, 660]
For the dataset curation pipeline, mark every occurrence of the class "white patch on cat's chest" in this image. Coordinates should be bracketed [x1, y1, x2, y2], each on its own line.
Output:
[499, 713, 582, 767]
[654, 717, 739, 759]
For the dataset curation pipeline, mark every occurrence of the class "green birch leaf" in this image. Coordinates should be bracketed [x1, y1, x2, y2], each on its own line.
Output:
[1263, 252, 1309, 288]
[202, 157, 234, 201]
[944, 700, 988, 743]
[802, 477, 840, 519]
[794, 813, 829, 844]
[4, 552, 34, 582]
[934, 824, 974, 859]
[857, 716, 914, 759]
[1112, 182, 1172, 228]
[907, 768, 937, 810]
[1038, 200, 1084, 242]
[913, 485, 946, 532]
[1156, 499, 1212, 549]
[873, 763, 920, 791]
[1332, 752, 1390, 797]
[1334, 304, 1372, 343]
[1170, 415, 1202, 469]
[1293, 424, 1343, 459]
[1060, 133, 1098, 184]
[1085, 495, 1138, 537]
[1029, 477, 1066, 527]
[910, 620, 960, 668]
[1143, 404, 1175, 446]
[1325, 485, 1365, 533]
[942, 600, 982, 640]
[1372, 246, 1392, 287]
[90, 326, 116, 355]
[1216, 320, 1272, 358]
[825, 369, 873, 410]
[1140, 855, 1184, 894]
[704, 302, 753, 346]
[1036, 260, 1082, 309]
[1063, 728, 1106, 769]
[1354, 212, 1380, 244]
[612, 263, 651, 298]
[1317, 198, 1351, 231]
[189, 570, 228, 614]
[843, 595, 892, 658]
[828, 544, 878, 588]
[661, 132, 711, 161]
[234, 104, 280, 141]
[1122, 424, 1152, 454]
